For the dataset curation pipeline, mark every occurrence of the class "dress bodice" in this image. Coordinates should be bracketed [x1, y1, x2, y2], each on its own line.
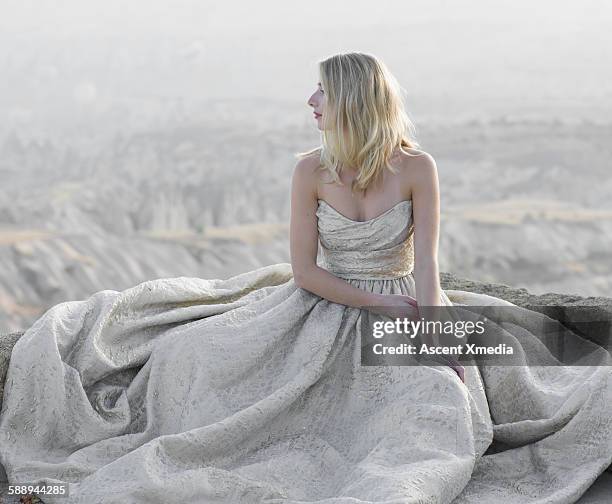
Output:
[316, 198, 415, 280]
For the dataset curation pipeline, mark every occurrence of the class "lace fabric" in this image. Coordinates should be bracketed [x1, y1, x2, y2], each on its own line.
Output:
[0, 198, 610, 503]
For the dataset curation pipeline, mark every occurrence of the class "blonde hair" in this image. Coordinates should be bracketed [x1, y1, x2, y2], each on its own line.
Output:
[296, 51, 421, 195]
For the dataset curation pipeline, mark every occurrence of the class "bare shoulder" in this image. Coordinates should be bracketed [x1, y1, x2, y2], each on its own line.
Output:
[397, 147, 436, 171]
[294, 150, 322, 174]
[395, 148, 438, 196]
[292, 150, 322, 196]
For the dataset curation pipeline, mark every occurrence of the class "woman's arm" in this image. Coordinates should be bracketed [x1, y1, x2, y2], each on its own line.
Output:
[289, 156, 381, 309]
[404, 153, 465, 382]
[411, 153, 443, 308]
[412, 154, 442, 341]
[411, 153, 463, 356]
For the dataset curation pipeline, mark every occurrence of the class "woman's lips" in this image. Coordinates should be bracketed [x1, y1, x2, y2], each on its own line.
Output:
[314, 113, 322, 118]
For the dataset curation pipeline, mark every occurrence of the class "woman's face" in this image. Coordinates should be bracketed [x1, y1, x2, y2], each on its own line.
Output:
[307, 82, 326, 130]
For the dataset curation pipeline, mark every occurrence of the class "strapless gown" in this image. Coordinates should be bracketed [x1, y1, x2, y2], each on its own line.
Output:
[0, 198, 611, 504]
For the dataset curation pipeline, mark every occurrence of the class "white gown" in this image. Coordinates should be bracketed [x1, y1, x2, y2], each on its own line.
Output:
[0, 197, 610, 503]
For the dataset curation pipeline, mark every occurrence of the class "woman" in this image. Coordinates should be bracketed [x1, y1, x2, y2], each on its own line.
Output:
[293, 52, 465, 381]
[0, 52, 610, 504]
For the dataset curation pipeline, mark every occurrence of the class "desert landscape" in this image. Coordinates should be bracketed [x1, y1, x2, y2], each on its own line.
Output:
[1, 111, 611, 334]
[0, 2, 610, 334]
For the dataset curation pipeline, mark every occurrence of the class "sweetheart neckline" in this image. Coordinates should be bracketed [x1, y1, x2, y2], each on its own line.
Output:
[317, 199, 412, 224]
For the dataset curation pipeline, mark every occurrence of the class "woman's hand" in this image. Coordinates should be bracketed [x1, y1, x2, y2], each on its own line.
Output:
[365, 293, 420, 321]
[445, 356, 465, 384]
[451, 361, 466, 384]
[431, 355, 465, 384]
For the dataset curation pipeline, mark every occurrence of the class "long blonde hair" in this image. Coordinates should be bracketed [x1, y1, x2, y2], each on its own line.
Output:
[296, 52, 421, 195]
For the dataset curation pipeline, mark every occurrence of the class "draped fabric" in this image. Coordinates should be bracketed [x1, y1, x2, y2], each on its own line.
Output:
[0, 198, 610, 503]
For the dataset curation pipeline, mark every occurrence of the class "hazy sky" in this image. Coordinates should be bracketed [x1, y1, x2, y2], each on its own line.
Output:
[2, 0, 610, 36]
[1, 0, 611, 133]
